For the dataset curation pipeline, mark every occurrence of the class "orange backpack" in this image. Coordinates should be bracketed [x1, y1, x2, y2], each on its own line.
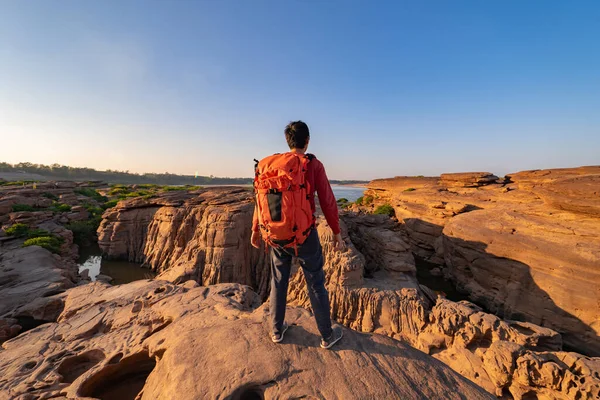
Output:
[253, 152, 315, 252]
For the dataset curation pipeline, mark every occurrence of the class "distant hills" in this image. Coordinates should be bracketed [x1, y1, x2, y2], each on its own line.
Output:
[0, 162, 368, 186]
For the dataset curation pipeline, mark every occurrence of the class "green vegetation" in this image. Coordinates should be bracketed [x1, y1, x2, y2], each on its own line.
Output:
[4, 223, 30, 237]
[49, 203, 72, 212]
[0, 180, 38, 186]
[337, 197, 352, 209]
[66, 203, 106, 245]
[0, 161, 251, 185]
[11, 204, 36, 212]
[374, 204, 395, 217]
[23, 235, 64, 254]
[42, 192, 59, 200]
[102, 200, 119, 209]
[26, 228, 53, 239]
[66, 220, 98, 246]
[355, 196, 364, 206]
[4, 223, 64, 254]
[75, 188, 108, 202]
[403, 188, 416, 192]
[364, 195, 374, 205]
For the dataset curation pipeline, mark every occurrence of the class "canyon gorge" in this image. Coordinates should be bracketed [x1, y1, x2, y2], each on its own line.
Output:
[0, 166, 599, 399]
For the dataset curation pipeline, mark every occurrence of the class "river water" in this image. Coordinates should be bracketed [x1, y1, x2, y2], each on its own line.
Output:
[331, 185, 366, 202]
[78, 243, 155, 284]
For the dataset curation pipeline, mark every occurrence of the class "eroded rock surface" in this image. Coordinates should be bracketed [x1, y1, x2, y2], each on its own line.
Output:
[365, 166, 600, 356]
[97, 187, 271, 298]
[0, 280, 493, 400]
[287, 214, 600, 399]
[0, 182, 109, 343]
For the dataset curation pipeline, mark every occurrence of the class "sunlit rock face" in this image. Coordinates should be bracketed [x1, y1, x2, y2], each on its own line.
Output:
[97, 187, 271, 298]
[363, 166, 600, 357]
[0, 280, 494, 400]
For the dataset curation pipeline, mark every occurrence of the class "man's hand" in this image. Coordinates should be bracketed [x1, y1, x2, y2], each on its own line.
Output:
[251, 231, 261, 249]
[333, 233, 346, 252]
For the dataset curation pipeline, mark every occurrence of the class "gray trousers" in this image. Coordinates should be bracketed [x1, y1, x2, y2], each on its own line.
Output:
[270, 228, 333, 339]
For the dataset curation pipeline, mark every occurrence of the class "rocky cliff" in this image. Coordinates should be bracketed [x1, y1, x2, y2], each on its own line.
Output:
[287, 214, 600, 399]
[0, 280, 493, 400]
[364, 166, 600, 356]
[91, 175, 600, 399]
[97, 187, 271, 298]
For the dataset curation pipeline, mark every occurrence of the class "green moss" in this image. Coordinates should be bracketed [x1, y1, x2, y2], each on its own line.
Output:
[403, 188, 416, 192]
[4, 223, 30, 237]
[11, 204, 35, 212]
[22, 235, 64, 254]
[374, 204, 395, 217]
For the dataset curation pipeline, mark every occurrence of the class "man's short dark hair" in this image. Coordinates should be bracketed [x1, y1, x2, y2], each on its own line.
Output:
[284, 121, 310, 149]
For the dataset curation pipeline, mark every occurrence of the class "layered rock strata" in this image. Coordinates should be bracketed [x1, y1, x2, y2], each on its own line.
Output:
[97, 187, 271, 298]
[288, 214, 600, 399]
[0, 280, 493, 400]
[365, 166, 600, 356]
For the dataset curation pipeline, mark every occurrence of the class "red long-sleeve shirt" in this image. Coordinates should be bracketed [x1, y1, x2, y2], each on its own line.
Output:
[252, 154, 341, 235]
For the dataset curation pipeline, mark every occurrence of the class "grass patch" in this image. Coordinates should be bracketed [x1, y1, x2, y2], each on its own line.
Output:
[136, 184, 159, 189]
[23, 235, 64, 254]
[11, 204, 36, 212]
[0, 180, 37, 186]
[49, 203, 72, 212]
[102, 199, 119, 209]
[75, 188, 108, 202]
[4, 223, 30, 237]
[355, 196, 364, 206]
[26, 228, 52, 239]
[364, 195, 374, 205]
[374, 204, 395, 217]
[403, 188, 416, 192]
[337, 198, 349, 204]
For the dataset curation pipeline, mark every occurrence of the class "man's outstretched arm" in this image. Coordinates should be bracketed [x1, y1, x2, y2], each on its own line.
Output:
[314, 161, 345, 251]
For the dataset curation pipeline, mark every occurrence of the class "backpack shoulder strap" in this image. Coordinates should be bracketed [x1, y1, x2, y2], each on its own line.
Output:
[305, 153, 316, 161]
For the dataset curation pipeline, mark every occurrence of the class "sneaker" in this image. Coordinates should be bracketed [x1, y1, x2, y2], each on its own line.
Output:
[271, 322, 289, 343]
[320, 325, 343, 349]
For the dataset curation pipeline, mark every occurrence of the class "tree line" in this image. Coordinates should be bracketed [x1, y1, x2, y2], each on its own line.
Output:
[0, 162, 368, 185]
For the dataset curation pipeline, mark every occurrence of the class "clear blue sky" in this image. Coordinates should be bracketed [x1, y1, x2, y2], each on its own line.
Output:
[1, 1, 598, 180]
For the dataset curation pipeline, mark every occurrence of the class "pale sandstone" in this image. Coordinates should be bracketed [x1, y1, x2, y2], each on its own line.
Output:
[365, 166, 600, 356]
[0, 281, 493, 400]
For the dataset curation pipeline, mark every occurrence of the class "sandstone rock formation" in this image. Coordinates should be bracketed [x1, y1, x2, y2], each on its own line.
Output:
[0, 280, 494, 400]
[0, 183, 106, 344]
[97, 187, 271, 298]
[365, 166, 600, 356]
[287, 213, 600, 399]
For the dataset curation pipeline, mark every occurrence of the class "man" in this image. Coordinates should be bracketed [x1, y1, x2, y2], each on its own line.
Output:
[251, 120, 345, 349]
